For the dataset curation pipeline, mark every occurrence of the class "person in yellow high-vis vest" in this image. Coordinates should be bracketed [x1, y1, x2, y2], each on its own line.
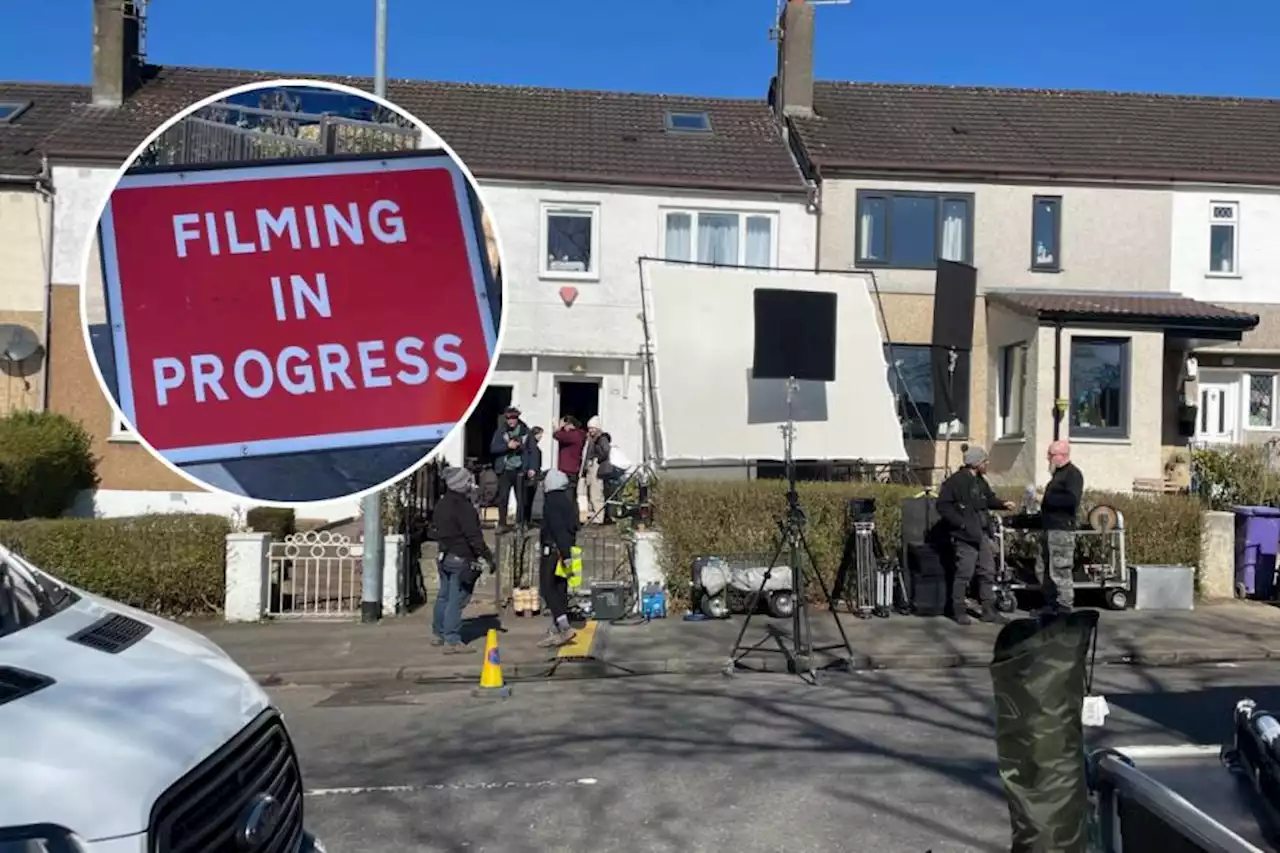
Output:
[537, 468, 580, 648]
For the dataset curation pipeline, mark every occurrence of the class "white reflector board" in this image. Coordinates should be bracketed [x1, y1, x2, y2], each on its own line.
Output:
[644, 263, 908, 463]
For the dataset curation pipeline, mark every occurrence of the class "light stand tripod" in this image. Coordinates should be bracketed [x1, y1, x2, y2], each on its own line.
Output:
[940, 346, 959, 475]
[724, 378, 855, 686]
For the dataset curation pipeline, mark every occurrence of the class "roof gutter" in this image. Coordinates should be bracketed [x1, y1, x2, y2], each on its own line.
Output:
[811, 157, 1280, 187]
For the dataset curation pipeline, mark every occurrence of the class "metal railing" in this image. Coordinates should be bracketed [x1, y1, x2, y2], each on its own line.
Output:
[135, 102, 421, 168]
[266, 530, 365, 618]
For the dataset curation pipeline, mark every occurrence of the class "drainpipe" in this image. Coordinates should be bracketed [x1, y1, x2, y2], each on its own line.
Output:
[38, 157, 55, 412]
[1052, 321, 1064, 441]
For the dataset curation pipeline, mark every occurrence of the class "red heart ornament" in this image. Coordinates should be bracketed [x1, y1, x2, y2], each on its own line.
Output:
[559, 286, 579, 307]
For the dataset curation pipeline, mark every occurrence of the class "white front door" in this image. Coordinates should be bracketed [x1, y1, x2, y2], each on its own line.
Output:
[1197, 374, 1240, 443]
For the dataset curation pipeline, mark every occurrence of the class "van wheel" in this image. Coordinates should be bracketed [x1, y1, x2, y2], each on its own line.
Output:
[701, 594, 729, 619]
[768, 592, 795, 619]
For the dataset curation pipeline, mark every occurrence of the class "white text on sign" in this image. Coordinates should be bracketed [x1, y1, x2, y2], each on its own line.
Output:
[149, 197, 470, 406]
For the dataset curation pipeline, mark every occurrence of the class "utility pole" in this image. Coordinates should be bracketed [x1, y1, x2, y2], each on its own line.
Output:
[361, 0, 390, 623]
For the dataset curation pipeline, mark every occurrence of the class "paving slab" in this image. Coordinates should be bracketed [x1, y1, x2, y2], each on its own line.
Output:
[190, 599, 1280, 687]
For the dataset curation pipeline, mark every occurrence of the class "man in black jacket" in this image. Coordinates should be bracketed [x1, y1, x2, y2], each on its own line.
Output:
[936, 445, 1015, 625]
[521, 425, 544, 522]
[537, 468, 579, 648]
[1038, 440, 1084, 613]
[430, 466, 495, 654]
[490, 406, 531, 531]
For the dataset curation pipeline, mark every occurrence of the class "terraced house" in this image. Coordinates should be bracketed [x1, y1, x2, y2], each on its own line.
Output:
[770, 0, 1276, 493]
[0, 0, 815, 519]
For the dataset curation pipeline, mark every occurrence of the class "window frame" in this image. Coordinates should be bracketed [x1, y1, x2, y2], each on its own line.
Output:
[663, 110, 712, 134]
[854, 189, 975, 270]
[539, 202, 601, 281]
[1030, 195, 1062, 273]
[109, 410, 139, 443]
[1067, 336, 1131, 440]
[1244, 372, 1278, 431]
[659, 208, 779, 269]
[1207, 200, 1240, 277]
[997, 341, 1030, 439]
[883, 342, 971, 441]
[0, 101, 31, 124]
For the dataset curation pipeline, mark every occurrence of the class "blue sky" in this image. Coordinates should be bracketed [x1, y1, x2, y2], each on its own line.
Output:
[1, 0, 1275, 99]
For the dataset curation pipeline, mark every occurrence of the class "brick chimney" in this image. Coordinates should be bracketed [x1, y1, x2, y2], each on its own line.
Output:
[92, 0, 143, 107]
[775, 0, 815, 119]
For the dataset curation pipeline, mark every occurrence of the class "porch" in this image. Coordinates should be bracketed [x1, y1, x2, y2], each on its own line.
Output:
[983, 291, 1259, 493]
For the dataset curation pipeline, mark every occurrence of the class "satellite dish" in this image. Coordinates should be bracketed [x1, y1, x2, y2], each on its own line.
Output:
[0, 324, 41, 363]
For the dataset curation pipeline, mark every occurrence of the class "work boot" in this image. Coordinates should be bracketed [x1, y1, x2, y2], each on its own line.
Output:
[442, 643, 474, 655]
[537, 627, 576, 648]
[430, 636, 446, 647]
[952, 610, 972, 626]
[981, 608, 1008, 625]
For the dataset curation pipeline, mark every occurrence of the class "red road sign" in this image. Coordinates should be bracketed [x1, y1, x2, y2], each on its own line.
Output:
[99, 153, 497, 464]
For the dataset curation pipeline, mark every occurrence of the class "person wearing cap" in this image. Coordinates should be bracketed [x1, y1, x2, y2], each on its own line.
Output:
[490, 406, 532, 531]
[537, 468, 580, 648]
[431, 466, 496, 653]
[935, 445, 1016, 625]
[581, 416, 611, 522]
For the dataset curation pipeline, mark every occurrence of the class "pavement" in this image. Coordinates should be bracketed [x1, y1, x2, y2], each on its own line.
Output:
[191, 597, 1280, 687]
[280, 662, 1280, 852]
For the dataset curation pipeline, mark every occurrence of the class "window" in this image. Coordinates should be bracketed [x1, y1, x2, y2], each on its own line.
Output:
[0, 101, 30, 123]
[1209, 202, 1238, 275]
[662, 210, 775, 268]
[1246, 374, 1277, 430]
[664, 111, 712, 133]
[540, 204, 599, 279]
[856, 191, 973, 269]
[1068, 337, 1129, 439]
[1031, 196, 1061, 272]
[110, 411, 138, 443]
[998, 342, 1029, 438]
[884, 343, 970, 440]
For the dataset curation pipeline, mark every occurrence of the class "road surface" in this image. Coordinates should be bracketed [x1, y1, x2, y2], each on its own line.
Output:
[276, 662, 1280, 853]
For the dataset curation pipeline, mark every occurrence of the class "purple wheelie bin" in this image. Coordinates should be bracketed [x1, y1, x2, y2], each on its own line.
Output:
[1233, 505, 1280, 599]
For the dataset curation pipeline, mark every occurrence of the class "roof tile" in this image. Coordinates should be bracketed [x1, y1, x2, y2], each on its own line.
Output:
[988, 291, 1259, 327]
[794, 82, 1280, 182]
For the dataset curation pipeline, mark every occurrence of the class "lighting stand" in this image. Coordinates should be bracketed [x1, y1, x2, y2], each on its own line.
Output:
[724, 378, 854, 686]
[940, 346, 959, 474]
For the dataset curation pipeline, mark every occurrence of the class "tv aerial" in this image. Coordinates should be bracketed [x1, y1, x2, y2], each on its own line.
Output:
[771, 0, 851, 42]
[0, 324, 41, 365]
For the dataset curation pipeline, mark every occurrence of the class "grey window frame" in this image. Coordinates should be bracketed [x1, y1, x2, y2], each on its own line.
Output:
[1068, 336, 1131, 440]
[1030, 195, 1062, 272]
[854, 190, 975, 270]
[663, 110, 712, 134]
[0, 101, 31, 124]
[999, 341, 1030, 438]
[884, 342, 971, 441]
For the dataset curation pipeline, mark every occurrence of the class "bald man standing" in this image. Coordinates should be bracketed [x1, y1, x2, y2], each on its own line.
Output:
[1038, 440, 1084, 613]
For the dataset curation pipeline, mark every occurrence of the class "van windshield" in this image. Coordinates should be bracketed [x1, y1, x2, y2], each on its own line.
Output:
[0, 550, 80, 640]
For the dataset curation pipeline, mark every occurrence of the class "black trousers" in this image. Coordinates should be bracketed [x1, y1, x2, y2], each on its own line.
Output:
[951, 535, 996, 613]
[494, 468, 524, 527]
[538, 543, 570, 621]
[520, 477, 538, 522]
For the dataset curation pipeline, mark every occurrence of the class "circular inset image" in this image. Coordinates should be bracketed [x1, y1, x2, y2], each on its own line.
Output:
[81, 80, 504, 504]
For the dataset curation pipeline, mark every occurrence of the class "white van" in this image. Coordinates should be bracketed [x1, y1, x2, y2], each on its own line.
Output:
[0, 544, 323, 852]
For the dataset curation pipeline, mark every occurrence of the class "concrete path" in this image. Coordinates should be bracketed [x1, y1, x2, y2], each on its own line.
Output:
[193, 599, 1280, 687]
[280, 662, 1280, 852]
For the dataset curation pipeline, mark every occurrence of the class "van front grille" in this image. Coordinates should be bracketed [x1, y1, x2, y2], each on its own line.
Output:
[149, 710, 304, 853]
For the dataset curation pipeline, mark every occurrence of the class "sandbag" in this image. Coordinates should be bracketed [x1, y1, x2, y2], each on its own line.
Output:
[990, 610, 1099, 853]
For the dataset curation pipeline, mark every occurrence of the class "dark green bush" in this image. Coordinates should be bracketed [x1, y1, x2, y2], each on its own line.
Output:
[653, 479, 1205, 605]
[0, 410, 98, 520]
[1191, 444, 1280, 510]
[246, 506, 296, 540]
[0, 513, 229, 617]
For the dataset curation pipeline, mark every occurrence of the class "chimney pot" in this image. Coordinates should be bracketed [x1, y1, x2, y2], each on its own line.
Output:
[775, 0, 815, 119]
[92, 0, 143, 107]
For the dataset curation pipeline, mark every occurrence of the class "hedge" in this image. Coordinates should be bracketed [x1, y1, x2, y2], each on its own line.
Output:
[246, 506, 296, 540]
[0, 513, 230, 617]
[652, 480, 1204, 603]
[0, 410, 98, 520]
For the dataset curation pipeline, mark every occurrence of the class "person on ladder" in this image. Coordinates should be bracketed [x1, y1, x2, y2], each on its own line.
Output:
[936, 445, 1016, 625]
[537, 468, 580, 648]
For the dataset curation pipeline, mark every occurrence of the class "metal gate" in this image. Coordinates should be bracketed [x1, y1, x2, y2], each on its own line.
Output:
[267, 530, 365, 618]
[384, 460, 446, 614]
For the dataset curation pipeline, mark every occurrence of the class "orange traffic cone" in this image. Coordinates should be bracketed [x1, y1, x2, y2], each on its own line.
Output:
[473, 628, 511, 698]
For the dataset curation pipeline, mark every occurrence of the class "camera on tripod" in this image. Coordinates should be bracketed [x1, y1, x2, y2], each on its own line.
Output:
[834, 497, 907, 619]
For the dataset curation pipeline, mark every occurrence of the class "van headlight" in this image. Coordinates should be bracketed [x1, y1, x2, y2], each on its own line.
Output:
[0, 826, 87, 853]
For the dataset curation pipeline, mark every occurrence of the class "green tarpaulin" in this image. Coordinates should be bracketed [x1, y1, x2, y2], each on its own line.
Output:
[990, 611, 1100, 853]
